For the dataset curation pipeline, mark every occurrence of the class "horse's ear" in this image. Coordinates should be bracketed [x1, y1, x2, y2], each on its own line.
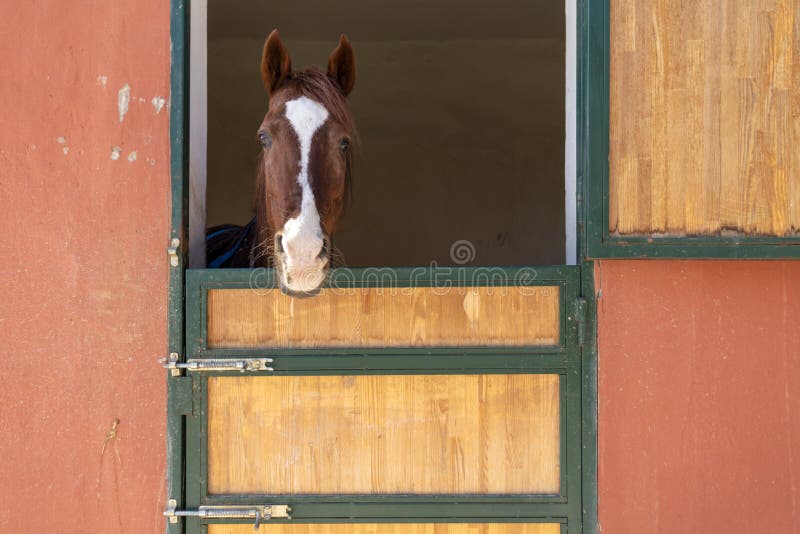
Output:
[261, 29, 292, 94]
[327, 34, 356, 96]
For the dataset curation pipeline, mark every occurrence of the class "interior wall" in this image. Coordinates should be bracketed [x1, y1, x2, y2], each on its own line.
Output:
[207, 1, 565, 266]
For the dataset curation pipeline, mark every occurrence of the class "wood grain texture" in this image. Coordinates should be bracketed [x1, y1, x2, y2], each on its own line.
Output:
[207, 375, 560, 495]
[207, 286, 560, 348]
[209, 524, 560, 534]
[609, 0, 800, 236]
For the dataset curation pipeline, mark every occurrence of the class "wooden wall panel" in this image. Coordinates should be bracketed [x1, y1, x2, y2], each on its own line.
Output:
[207, 375, 560, 495]
[207, 286, 560, 348]
[609, 0, 800, 236]
[209, 524, 560, 534]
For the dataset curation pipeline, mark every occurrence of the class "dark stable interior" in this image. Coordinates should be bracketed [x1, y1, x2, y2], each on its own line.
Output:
[207, 1, 566, 266]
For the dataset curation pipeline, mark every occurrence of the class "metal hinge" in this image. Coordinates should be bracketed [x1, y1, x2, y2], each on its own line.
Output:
[162, 353, 273, 376]
[164, 500, 291, 530]
[168, 237, 181, 267]
[576, 297, 588, 348]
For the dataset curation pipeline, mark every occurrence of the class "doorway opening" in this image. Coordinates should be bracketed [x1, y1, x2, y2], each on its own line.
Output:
[193, 1, 572, 268]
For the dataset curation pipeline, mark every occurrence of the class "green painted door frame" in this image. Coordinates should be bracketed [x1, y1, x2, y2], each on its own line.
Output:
[180, 267, 587, 533]
[167, 2, 599, 533]
[166, 1, 190, 533]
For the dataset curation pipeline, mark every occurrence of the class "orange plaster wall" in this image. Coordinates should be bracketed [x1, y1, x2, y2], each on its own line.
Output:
[5, 4, 800, 534]
[597, 260, 800, 533]
[0, 1, 170, 532]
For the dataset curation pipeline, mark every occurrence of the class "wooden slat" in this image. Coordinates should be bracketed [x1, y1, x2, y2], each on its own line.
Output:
[609, 0, 800, 236]
[207, 286, 560, 348]
[209, 524, 561, 534]
[207, 375, 560, 495]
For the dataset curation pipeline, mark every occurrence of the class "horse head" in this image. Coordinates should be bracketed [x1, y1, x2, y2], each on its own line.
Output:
[253, 30, 357, 297]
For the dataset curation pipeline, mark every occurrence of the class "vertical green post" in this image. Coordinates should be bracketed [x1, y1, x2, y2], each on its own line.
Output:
[167, 0, 190, 533]
[580, 260, 598, 534]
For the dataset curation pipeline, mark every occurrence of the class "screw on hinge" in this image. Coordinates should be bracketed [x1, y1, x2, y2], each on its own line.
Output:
[168, 238, 181, 267]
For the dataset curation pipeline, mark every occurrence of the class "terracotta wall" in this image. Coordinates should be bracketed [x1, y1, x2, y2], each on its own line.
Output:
[597, 260, 800, 533]
[0, 1, 170, 532]
[5, 3, 800, 534]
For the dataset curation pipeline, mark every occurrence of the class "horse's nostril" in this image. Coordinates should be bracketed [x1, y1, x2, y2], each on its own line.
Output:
[274, 233, 284, 253]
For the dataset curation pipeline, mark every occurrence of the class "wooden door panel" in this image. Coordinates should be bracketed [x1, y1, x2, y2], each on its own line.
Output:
[609, 0, 800, 237]
[207, 374, 561, 495]
[209, 524, 560, 534]
[207, 286, 560, 348]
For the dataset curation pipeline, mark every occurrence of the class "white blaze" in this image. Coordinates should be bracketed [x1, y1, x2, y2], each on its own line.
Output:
[281, 96, 329, 291]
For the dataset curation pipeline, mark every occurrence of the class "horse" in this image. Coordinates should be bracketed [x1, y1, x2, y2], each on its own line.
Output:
[207, 30, 357, 298]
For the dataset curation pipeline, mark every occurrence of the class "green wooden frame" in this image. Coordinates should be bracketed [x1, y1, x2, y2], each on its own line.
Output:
[183, 267, 583, 533]
[167, 1, 190, 534]
[579, 0, 800, 259]
[168, 1, 599, 533]
[187, 267, 576, 362]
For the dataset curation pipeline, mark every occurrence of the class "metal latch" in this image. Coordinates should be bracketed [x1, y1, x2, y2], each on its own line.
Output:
[163, 353, 273, 376]
[164, 500, 291, 530]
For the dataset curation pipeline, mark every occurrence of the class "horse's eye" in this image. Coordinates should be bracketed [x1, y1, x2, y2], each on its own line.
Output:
[258, 131, 272, 148]
[339, 138, 350, 152]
